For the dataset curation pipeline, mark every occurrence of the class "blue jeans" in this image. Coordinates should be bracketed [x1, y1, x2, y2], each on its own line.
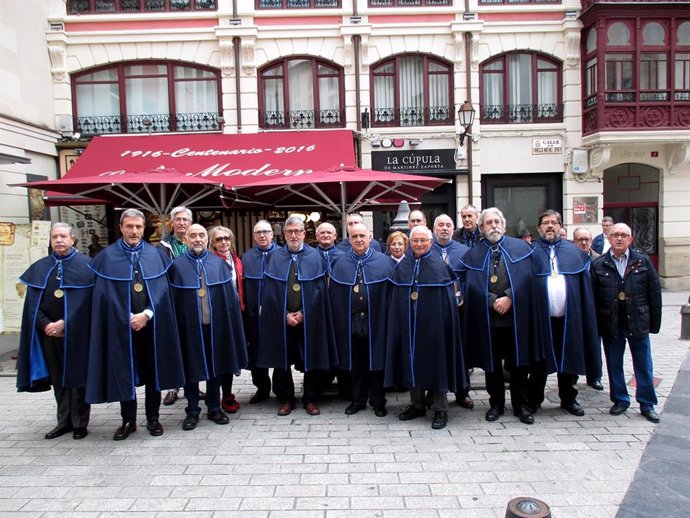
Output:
[603, 327, 657, 411]
[184, 376, 221, 417]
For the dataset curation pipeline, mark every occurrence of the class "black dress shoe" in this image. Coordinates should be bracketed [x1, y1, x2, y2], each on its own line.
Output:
[182, 415, 199, 430]
[588, 379, 604, 391]
[163, 389, 178, 406]
[485, 406, 505, 422]
[114, 422, 136, 441]
[207, 410, 230, 425]
[398, 405, 426, 421]
[72, 427, 88, 440]
[561, 401, 585, 416]
[146, 419, 164, 436]
[45, 425, 73, 440]
[431, 411, 448, 430]
[249, 391, 270, 404]
[344, 402, 367, 415]
[373, 406, 388, 417]
[641, 408, 660, 423]
[514, 407, 534, 425]
[610, 403, 628, 416]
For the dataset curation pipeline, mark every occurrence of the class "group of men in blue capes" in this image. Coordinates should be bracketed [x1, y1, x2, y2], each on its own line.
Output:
[19, 203, 617, 438]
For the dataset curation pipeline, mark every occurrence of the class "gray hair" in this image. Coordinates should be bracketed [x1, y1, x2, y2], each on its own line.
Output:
[284, 215, 305, 230]
[478, 207, 506, 228]
[170, 206, 192, 220]
[602, 216, 614, 224]
[409, 226, 433, 240]
[51, 222, 77, 238]
[433, 213, 454, 228]
[253, 219, 272, 231]
[120, 208, 145, 224]
[573, 227, 592, 238]
[460, 204, 479, 215]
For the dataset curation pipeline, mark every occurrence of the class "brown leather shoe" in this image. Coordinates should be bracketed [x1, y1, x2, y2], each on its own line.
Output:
[304, 403, 320, 416]
[457, 396, 475, 410]
[277, 402, 295, 416]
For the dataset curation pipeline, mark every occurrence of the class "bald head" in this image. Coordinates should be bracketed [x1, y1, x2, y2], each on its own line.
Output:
[186, 224, 208, 255]
[408, 210, 426, 229]
[316, 222, 337, 248]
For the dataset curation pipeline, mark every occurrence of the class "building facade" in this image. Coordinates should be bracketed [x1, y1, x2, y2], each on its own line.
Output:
[7, 0, 685, 289]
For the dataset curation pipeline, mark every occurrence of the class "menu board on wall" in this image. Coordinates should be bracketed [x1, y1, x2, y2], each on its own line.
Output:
[1, 224, 32, 332]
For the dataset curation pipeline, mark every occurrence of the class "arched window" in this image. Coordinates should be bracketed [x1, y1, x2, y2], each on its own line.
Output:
[480, 52, 563, 124]
[72, 61, 221, 135]
[258, 57, 345, 129]
[370, 54, 453, 127]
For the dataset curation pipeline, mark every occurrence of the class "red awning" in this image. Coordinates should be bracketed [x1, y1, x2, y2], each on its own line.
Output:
[60, 130, 356, 181]
[36, 129, 359, 212]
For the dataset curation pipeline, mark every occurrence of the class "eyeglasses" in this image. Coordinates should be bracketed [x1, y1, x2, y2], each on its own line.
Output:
[214, 236, 231, 242]
[410, 238, 430, 244]
[575, 238, 591, 243]
[610, 233, 630, 239]
[284, 229, 304, 236]
[253, 230, 272, 235]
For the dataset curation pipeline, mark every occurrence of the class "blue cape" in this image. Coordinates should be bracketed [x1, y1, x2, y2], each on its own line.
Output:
[256, 244, 338, 371]
[431, 239, 469, 269]
[532, 238, 601, 377]
[168, 250, 248, 382]
[316, 244, 344, 274]
[86, 240, 184, 403]
[457, 236, 542, 371]
[17, 249, 94, 391]
[329, 249, 393, 371]
[385, 251, 466, 392]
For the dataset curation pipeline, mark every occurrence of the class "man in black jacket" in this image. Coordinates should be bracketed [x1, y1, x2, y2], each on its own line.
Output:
[590, 223, 662, 423]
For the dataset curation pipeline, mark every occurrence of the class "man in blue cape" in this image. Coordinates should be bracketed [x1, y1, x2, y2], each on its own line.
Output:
[168, 224, 247, 431]
[257, 215, 338, 416]
[17, 222, 94, 440]
[87, 208, 184, 440]
[242, 219, 277, 404]
[386, 226, 466, 430]
[528, 209, 601, 417]
[431, 214, 473, 410]
[315, 222, 344, 273]
[329, 222, 392, 417]
[457, 208, 541, 424]
[336, 213, 382, 252]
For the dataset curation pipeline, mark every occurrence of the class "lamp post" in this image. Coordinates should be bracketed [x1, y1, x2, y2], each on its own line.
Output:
[457, 100, 475, 146]
[457, 100, 476, 207]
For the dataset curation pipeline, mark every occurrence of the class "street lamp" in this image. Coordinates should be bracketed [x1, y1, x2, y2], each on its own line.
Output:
[457, 100, 476, 147]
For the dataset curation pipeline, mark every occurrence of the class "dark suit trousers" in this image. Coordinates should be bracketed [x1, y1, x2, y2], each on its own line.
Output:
[485, 326, 529, 411]
[42, 335, 90, 429]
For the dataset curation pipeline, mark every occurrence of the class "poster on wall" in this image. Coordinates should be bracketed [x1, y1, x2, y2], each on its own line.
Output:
[573, 196, 599, 224]
[1, 224, 32, 332]
[26, 174, 50, 221]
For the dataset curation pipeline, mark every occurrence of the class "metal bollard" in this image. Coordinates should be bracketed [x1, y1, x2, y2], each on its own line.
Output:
[505, 497, 551, 518]
[681, 296, 690, 340]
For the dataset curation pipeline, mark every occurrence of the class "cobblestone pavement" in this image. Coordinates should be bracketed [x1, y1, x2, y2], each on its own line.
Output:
[0, 291, 688, 518]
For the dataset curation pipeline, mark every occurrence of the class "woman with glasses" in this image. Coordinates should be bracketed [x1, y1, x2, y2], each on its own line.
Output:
[208, 226, 245, 414]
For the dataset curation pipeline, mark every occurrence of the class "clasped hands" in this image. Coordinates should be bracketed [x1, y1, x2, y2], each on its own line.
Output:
[44, 320, 65, 338]
[286, 310, 303, 327]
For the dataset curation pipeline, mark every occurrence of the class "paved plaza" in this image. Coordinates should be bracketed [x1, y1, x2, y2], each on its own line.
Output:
[0, 291, 688, 518]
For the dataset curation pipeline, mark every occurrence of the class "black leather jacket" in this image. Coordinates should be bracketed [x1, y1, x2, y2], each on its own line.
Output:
[590, 248, 662, 338]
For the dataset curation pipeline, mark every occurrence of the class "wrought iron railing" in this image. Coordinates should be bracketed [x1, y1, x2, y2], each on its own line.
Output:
[74, 112, 222, 136]
[257, 0, 340, 8]
[478, 0, 559, 4]
[67, 0, 216, 15]
[261, 109, 345, 129]
[480, 103, 563, 124]
[372, 105, 453, 127]
[368, 0, 451, 6]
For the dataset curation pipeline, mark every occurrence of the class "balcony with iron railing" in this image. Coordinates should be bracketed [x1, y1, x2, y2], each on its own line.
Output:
[479, 0, 559, 4]
[480, 103, 564, 124]
[74, 112, 223, 136]
[257, 0, 340, 8]
[372, 106, 453, 127]
[368, 0, 452, 6]
[260, 109, 345, 130]
[67, 0, 216, 15]
[581, 0, 687, 11]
